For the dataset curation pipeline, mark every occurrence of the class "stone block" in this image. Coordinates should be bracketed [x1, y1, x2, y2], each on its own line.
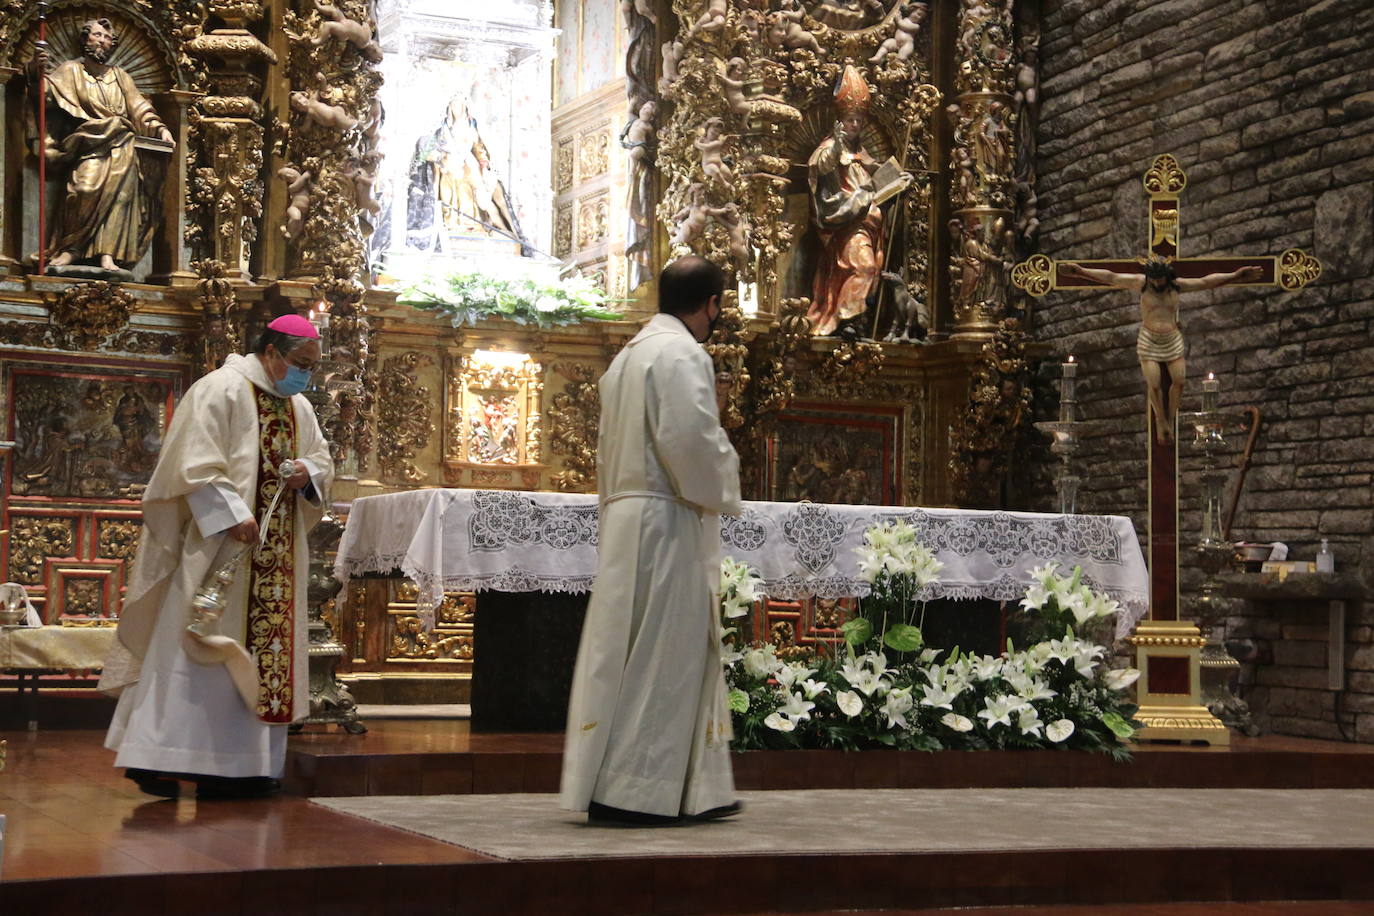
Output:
[1314, 184, 1374, 280]
[1256, 666, 1331, 689]
[1271, 640, 1328, 668]
[1266, 714, 1344, 741]
[1320, 509, 1374, 534]
[1348, 644, 1374, 673]
[1262, 686, 1333, 717]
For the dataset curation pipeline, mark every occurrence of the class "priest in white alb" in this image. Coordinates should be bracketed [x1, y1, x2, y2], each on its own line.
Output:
[101, 314, 333, 799]
[561, 256, 743, 826]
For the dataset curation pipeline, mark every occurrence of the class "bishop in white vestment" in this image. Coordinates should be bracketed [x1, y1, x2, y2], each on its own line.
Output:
[102, 315, 333, 797]
[561, 257, 742, 824]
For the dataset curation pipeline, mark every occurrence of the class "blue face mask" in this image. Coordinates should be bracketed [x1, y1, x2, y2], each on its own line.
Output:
[275, 364, 312, 396]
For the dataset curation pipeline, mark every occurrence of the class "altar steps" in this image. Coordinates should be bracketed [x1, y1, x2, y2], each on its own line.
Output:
[5, 724, 1374, 916]
[285, 719, 1374, 797]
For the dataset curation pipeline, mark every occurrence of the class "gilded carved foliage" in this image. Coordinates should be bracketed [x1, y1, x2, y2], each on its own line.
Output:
[656, 0, 939, 301]
[548, 362, 599, 492]
[97, 520, 142, 561]
[279, 0, 384, 282]
[377, 351, 435, 484]
[192, 259, 243, 378]
[9, 517, 75, 585]
[445, 352, 543, 476]
[44, 282, 135, 351]
[314, 268, 375, 473]
[948, 317, 1033, 508]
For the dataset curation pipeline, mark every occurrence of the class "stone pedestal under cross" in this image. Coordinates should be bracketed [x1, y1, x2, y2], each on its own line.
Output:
[1013, 153, 1322, 743]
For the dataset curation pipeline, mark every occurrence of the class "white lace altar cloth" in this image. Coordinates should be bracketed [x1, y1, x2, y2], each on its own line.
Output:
[334, 489, 1150, 637]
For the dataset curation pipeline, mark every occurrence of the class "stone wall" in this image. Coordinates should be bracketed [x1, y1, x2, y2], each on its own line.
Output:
[1031, 0, 1374, 741]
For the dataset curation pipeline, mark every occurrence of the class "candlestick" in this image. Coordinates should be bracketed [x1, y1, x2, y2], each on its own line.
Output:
[1058, 355, 1077, 422]
[1202, 372, 1219, 413]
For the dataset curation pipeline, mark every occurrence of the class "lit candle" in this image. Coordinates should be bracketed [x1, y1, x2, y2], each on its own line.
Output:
[1202, 371, 1219, 412]
[1059, 355, 1077, 422]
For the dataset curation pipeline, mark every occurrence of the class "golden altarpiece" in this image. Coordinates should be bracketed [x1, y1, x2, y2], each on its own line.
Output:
[0, 0, 1043, 706]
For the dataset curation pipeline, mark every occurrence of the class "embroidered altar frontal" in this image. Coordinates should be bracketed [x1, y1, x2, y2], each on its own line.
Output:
[335, 489, 1150, 638]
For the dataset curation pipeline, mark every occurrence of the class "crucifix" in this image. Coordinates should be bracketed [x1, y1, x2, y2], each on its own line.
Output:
[1012, 154, 1322, 743]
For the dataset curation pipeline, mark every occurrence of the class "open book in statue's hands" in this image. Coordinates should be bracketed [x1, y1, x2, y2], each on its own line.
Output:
[871, 157, 911, 205]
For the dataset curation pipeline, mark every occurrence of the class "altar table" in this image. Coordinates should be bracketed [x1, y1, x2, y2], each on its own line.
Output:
[335, 489, 1150, 637]
[1, 625, 115, 730]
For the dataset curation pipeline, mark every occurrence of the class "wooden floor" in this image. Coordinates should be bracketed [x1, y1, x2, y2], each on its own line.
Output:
[3, 721, 1373, 915]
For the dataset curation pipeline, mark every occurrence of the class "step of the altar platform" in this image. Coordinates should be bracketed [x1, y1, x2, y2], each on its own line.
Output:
[284, 719, 1374, 798]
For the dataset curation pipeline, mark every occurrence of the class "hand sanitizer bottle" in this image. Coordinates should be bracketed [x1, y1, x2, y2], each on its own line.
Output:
[1316, 538, 1334, 574]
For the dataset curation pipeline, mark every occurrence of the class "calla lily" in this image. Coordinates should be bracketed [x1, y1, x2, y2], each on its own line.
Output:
[836, 690, 863, 718]
[1104, 667, 1141, 691]
[1046, 719, 1075, 742]
[941, 712, 974, 732]
[764, 712, 795, 732]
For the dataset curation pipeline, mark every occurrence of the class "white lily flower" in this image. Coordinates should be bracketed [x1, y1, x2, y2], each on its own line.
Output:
[800, 678, 829, 700]
[720, 645, 744, 666]
[1104, 667, 1141, 691]
[1044, 635, 1077, 665]
[780, 691, 815, 722]
[918, 647, 942, 664]
[1020, 581, 1051, 612]
[774, 663, 817, 691]
[1072, 643, 1104, 678]
[836, 690, 863, 718]
[919, 684, 958, 710]
[970, 655, 1004, 681]
[743, 646, 779, 679]
[1089, 591, 1122, 619]
[863, 651, 892, 675]
[881, 688, 914, 729]
[1061, 589, 1096, 626]
[1030, 562, 1062, 592]
[1017, 706, 1045, 737]
[764, 712, 795, 732]
[977, 694, 1026, 729]
[941, 712, 974, 732]
[1046, 719, 1075, 742]
[839, 656, 868, 687]
[851, 668, 888, 697]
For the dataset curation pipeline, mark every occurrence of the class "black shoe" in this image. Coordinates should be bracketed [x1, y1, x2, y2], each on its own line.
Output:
[587, 801, 683, 827]
[689, 800, 743, 822]
[195, 776, 282, 800]
[125, 768, 181, 798]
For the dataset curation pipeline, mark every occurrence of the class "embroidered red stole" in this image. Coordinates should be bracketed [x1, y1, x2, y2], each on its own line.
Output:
[248, 388, 298, 723]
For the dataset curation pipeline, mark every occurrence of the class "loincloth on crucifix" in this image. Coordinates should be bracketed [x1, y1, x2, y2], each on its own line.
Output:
[1135, 326, 1184, 363]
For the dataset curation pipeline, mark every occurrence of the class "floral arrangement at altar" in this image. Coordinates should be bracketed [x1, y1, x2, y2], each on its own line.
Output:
[391, 263, 623, 328]
[719, 522, 1141, 760]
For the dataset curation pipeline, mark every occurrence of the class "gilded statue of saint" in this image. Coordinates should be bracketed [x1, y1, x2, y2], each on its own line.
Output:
[33, 19, 172, 275]
[806, 65, 910, 337]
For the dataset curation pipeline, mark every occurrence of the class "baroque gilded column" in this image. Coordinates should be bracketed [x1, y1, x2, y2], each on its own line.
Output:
[947, 0, 1017, 341]
[185, 2, 278, 281]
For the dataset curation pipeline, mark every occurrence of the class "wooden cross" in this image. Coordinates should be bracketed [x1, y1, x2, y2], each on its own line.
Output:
[1011, 154, 1321, 742]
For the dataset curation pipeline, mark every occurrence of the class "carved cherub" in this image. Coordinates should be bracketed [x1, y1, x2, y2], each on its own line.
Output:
[670, 183, 710, 248]
[312, 0, 383, 62]
[709, 202, 752, 273]
[695, 117, 734, 184]
[345, 158, 381, 216]
[869, 3, 928, 64]
[720, 58, 752, 116]
[277, 166, 314, 240]
[621, 100, 658, 167]
[290, 90, 359, 131]
[688, 0, 729, 39]
[659, 37, 684, 94]
[879, 271, 931, 343]
[766, 1, 822, 52]
[740, 8, 766, 44]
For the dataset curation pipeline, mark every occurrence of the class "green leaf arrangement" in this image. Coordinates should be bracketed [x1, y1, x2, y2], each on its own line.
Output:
[391, 267, 625, 329]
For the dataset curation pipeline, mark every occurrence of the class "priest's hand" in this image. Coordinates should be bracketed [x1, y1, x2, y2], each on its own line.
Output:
[285, 460, 311, 490]
[228, 518, 260, 544]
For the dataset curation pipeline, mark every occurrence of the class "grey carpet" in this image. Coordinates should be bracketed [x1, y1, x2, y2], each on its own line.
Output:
[312, 788, 1374, 861]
